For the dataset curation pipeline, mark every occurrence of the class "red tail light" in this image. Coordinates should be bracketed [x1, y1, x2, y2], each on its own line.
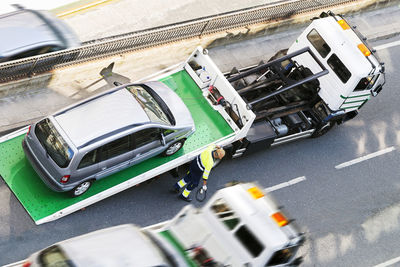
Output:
[27, 125, 31, 135]
[60, 175, 70, 183]
[22, 261, 32, 267]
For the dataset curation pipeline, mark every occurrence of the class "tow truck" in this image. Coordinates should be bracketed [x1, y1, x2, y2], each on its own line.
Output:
[5, 183, 305, 267]
[0, 11, 385, 224]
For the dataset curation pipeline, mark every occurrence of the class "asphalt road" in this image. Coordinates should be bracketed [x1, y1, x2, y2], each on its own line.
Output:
[1, 14, 400, 267]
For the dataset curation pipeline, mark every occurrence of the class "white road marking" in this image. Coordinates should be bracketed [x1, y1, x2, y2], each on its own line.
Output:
[264, 176, 306, 192]
[374, 40, 400, 51]
[335, 146, 396, 169]
[373, 256, 400, 267]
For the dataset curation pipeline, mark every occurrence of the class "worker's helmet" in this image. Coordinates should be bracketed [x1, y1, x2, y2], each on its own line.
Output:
[215, 148, 226, 159]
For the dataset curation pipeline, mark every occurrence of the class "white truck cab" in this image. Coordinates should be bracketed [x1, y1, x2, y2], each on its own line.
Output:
[158, 183, 304, 266]
[289, 11, 385, 112]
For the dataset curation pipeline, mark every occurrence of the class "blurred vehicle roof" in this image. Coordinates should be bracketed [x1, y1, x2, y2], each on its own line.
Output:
[0, 7, 80, 59]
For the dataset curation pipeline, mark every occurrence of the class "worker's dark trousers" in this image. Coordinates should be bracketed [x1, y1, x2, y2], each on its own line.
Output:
[174, 158, 203, 198]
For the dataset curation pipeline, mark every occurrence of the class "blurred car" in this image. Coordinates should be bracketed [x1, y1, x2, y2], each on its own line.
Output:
[22, 81, 195, 197]
[20, 224, 187, 267]
[0, 7, 80, 63]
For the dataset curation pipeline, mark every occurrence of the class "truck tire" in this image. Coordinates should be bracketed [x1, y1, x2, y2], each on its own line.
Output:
[163, 139, 185, 156]
[70, 180, 93, 197]
[311, 121, 335, 138]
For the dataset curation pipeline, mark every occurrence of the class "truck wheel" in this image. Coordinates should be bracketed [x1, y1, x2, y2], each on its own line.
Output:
[163, 139, 185, 156]
[311, 121, 335, 138]
[70, 180, 93, 197]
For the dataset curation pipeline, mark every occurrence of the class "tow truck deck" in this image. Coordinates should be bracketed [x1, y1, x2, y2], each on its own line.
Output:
[0, 69, 235, 225]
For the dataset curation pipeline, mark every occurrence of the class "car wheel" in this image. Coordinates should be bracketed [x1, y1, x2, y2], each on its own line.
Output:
[70, 180, 93, 197]
[163, 139, 185, 156]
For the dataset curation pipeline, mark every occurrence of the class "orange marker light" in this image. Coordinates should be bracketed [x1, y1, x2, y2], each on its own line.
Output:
[337, 19, 350, 30]
[271, 212, 289, 227]
[358, 43, 371, 57]
[247, 187, 264, 199]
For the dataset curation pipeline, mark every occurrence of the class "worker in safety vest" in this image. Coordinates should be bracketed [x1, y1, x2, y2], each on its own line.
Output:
[172, 144, 225, 202]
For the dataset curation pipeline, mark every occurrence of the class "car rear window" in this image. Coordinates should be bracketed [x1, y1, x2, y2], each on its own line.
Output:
[35, 118, 74, 168]
[126, 85, 172, 125]
[39, 245, 74, 267]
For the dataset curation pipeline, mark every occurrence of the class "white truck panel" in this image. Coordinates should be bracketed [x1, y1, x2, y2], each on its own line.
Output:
[289, 16, 373, 111]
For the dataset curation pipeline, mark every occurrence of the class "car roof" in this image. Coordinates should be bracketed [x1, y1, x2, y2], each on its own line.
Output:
[54, 88, 150, 148]
[59, 224, 170, 266]
[0, 9, 66, 57]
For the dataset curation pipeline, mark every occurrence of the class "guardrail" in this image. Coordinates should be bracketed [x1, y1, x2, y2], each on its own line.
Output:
[0, 0, 363, 83]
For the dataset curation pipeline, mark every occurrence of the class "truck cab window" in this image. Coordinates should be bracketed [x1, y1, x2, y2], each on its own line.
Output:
[211, 198, 240, 230]
[355, 76, 376, 91]
[266, 247, 296, 266]
[327, 53, 351, 83]
[307, 29, 331, 58]
[235, 225, 264, 258]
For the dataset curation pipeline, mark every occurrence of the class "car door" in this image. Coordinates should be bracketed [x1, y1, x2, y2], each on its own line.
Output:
[96, 134, 134, 179]
[130, 127, 166, 166]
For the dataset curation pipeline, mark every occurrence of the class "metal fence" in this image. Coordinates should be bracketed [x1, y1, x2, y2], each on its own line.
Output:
[0, 0, 360, 83]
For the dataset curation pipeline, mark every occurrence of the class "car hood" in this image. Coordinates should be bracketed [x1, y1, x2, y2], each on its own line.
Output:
[144, 81, 195, 128]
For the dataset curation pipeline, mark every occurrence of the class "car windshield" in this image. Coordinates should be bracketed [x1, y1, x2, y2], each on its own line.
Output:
[126, 85, 171, 125]
[39, 245, 74, 267]
[35, 118, 74, 168]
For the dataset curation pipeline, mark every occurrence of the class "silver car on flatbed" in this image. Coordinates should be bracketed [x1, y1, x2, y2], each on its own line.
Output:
[22, 81, 195, 197]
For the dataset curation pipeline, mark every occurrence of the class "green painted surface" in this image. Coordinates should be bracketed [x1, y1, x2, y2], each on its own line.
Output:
[159, 230, 197, 267]
[0, 70, 233, 222]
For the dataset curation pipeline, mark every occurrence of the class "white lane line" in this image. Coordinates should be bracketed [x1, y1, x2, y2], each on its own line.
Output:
[373, 256, 400, 267]
[374, 40, 400, 51]
[264, 176, 306, 192]
[335, 146, 396, 169]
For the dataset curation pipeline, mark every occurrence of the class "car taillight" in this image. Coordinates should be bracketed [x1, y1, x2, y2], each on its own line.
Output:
[27, 125, 31, 135]
[60, 175, 70, 183]
[22, 261, 31, 267]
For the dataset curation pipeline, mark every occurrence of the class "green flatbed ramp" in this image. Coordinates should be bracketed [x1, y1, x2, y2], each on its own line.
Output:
[0, 70, 233, 224]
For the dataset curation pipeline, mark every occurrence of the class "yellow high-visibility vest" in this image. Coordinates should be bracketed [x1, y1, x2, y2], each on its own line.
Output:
[199, 144, 216, 180]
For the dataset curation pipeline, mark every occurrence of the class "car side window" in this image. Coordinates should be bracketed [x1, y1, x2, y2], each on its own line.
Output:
[78, 149, 99, 169]
[133, 128, 161, 148]
[99, 135, 131, 161]
[163, 129, 177, 136]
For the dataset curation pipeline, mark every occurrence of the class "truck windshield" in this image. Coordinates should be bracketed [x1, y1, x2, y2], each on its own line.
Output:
[267, 246, 298, 266]
[126, 85, 172, 125]
[355, 75, 377, 91]
[39, 245, 74, 267]
[35, 118, 74, 168]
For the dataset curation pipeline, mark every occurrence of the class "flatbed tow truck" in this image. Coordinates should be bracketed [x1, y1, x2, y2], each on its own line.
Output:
[5, 182, 305, 267]
[0, 12, 385, 224]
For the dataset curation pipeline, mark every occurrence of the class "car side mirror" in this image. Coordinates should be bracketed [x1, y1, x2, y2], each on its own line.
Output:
[160, 133, 166, 146]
